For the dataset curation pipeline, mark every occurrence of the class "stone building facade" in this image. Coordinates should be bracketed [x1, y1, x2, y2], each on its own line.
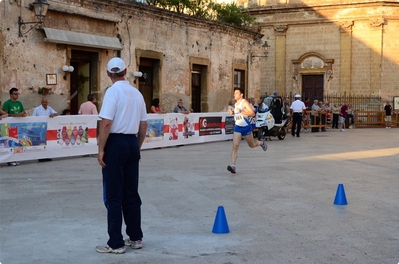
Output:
[240, 0, 399, 103]
[1, 0, 263, 114]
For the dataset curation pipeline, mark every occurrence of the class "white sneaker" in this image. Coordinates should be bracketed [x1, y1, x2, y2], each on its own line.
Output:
[95, 245, 126, 254]
[125, 238, 142, 249]
[386, 127, 389, 129]
[340, 129, 346, 132]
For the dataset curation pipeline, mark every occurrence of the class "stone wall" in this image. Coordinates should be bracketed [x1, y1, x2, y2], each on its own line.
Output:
[247, 1, 399, 102]
[1, 0, 262, 113]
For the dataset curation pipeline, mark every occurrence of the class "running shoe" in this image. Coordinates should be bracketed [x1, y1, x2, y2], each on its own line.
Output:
[227, 165, 236, 174]
[260, 139, 268, 151]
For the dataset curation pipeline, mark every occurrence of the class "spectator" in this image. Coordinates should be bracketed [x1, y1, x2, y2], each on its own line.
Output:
[173, 99, 191, 114]
[304, 97, 310, 110]
[283, 97, 291, 120]
[331, 103, 340, 129]
[384, 101, 392, 129]
[339, 102, 348, 132]
[32, 97, 58, 118]
[78, 94, 98, 115]
[346, 103, 354, 128]
[0, 100, 8, 120]
[319, 101, 328, 132]
[2, 87, 27, 118]
[32, 97, 57, 162]
[149, 98, 166, 113]
[227, 98, 235, 113]
[2, 87, 26, 166]
[311, 99, 321, 132]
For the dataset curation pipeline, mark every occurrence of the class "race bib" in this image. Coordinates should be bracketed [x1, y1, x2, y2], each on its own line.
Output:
[235, 115, 243, 121]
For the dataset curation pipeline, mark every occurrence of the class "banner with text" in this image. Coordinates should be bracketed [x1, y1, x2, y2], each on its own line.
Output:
[0, 113, 233, 163]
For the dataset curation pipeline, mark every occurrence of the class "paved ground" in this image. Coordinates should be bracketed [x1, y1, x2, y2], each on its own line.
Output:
[0, 128, 398, 264]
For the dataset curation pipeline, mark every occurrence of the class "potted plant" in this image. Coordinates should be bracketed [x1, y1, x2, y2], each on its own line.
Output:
[78, 73, 90, 84]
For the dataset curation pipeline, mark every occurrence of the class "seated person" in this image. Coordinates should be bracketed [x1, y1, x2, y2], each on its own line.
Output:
[173, 99, 191, 114]
[150, 98, 166, 113]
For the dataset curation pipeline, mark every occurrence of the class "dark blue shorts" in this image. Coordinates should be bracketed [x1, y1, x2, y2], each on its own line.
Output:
[234, 119, 253, 136]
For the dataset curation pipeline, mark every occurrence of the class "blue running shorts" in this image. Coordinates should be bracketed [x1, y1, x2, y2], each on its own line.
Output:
[234, 118, 253, 136]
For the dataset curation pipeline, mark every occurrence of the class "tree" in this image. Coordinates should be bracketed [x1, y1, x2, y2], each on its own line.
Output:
[142, 0, 255, 28]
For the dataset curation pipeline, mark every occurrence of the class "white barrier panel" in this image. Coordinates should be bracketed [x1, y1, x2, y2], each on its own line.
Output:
[0, 116, 98, 163]
[0, 113, 234, 163]
[143, 113, 234, 149]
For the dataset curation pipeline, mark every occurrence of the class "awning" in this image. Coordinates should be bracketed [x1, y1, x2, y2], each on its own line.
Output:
[42, 28, 122, 50]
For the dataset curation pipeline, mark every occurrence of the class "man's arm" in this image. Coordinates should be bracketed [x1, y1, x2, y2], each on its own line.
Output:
[242, 101, 255, 117]
[137, 121, 148, 149]
[97, 118, 113, 168]
[49, 107, 58, 117]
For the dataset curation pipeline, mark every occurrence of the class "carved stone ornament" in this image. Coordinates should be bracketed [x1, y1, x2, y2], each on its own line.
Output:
[370, 18, 385, 27]
[339, 21, 354, 32]
[300, 57, 324, 69]
[274, 25, 288, 35]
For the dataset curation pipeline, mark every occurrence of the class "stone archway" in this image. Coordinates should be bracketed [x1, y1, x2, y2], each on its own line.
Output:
[292, 52, 334, 96]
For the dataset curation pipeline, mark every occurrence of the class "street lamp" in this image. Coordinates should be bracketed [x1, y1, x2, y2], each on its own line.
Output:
[250, 41, 271, 64]
[18, 0, 49, 37]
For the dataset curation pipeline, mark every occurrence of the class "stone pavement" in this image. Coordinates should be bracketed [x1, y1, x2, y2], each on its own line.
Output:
[0, 128, 398, 264]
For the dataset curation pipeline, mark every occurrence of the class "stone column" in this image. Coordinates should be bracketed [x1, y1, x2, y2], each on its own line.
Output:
[369, 18, 384, 95]
[339, 21, 353, 94]
[274, 25, 288, 93]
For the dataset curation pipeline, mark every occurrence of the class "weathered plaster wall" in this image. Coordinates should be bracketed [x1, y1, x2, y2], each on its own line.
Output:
[1, 0, 262, 113]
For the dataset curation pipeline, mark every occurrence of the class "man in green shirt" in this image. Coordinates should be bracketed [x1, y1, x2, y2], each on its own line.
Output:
[2, 87, 27, 117]
[2, 87, 26, 166]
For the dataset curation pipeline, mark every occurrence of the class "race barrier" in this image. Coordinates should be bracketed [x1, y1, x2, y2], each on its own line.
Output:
[0, 113, 234, 163]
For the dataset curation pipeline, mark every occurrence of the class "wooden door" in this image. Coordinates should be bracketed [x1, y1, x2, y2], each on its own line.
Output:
[302, 75, 324, 103]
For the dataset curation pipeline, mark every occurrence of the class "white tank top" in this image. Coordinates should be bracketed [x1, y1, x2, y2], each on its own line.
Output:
[234, 100, 249, 127]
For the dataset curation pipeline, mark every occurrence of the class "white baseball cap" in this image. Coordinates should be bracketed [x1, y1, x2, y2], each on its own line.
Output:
[295, 94, 301, 98]
[107, 57, 126, 73]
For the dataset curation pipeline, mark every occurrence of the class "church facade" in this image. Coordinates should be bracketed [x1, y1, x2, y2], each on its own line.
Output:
[241, 0, 399, 103]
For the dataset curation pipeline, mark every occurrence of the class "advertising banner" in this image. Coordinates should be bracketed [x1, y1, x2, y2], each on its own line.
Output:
[1, 113, 234, 163]
[0, 116, 98, 163]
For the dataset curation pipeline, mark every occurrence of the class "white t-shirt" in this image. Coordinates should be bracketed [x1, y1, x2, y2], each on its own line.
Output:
[99, 80, 147, 134]
[290, 99, 306, 113]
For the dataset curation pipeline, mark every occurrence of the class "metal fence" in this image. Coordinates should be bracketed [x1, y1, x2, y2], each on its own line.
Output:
[275, 93, 382, 111]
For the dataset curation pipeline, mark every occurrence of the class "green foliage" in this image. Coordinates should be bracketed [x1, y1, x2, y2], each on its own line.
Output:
[212, 2, 254, 27]
[143, 0, 255, 28]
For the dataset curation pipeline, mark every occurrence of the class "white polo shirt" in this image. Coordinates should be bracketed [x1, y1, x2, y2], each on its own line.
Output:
[290, 99, 306, 113]
[32, 105, 57, 117]
[99, 80, 147, 134]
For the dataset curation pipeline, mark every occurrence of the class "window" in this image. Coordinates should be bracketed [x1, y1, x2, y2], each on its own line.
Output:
[234, 69, 246, 96]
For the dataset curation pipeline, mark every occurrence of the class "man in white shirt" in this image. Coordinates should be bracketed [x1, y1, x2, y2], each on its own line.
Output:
[32, 97, 57, 162]
[290, 94, 306, 137]
[32, 97, 58, 118]
[96, 57, 148, 254]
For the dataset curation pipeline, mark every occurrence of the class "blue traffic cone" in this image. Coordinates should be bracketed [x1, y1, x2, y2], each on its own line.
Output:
[334, 183, 348, 205]
[212, 206, 230, 234]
